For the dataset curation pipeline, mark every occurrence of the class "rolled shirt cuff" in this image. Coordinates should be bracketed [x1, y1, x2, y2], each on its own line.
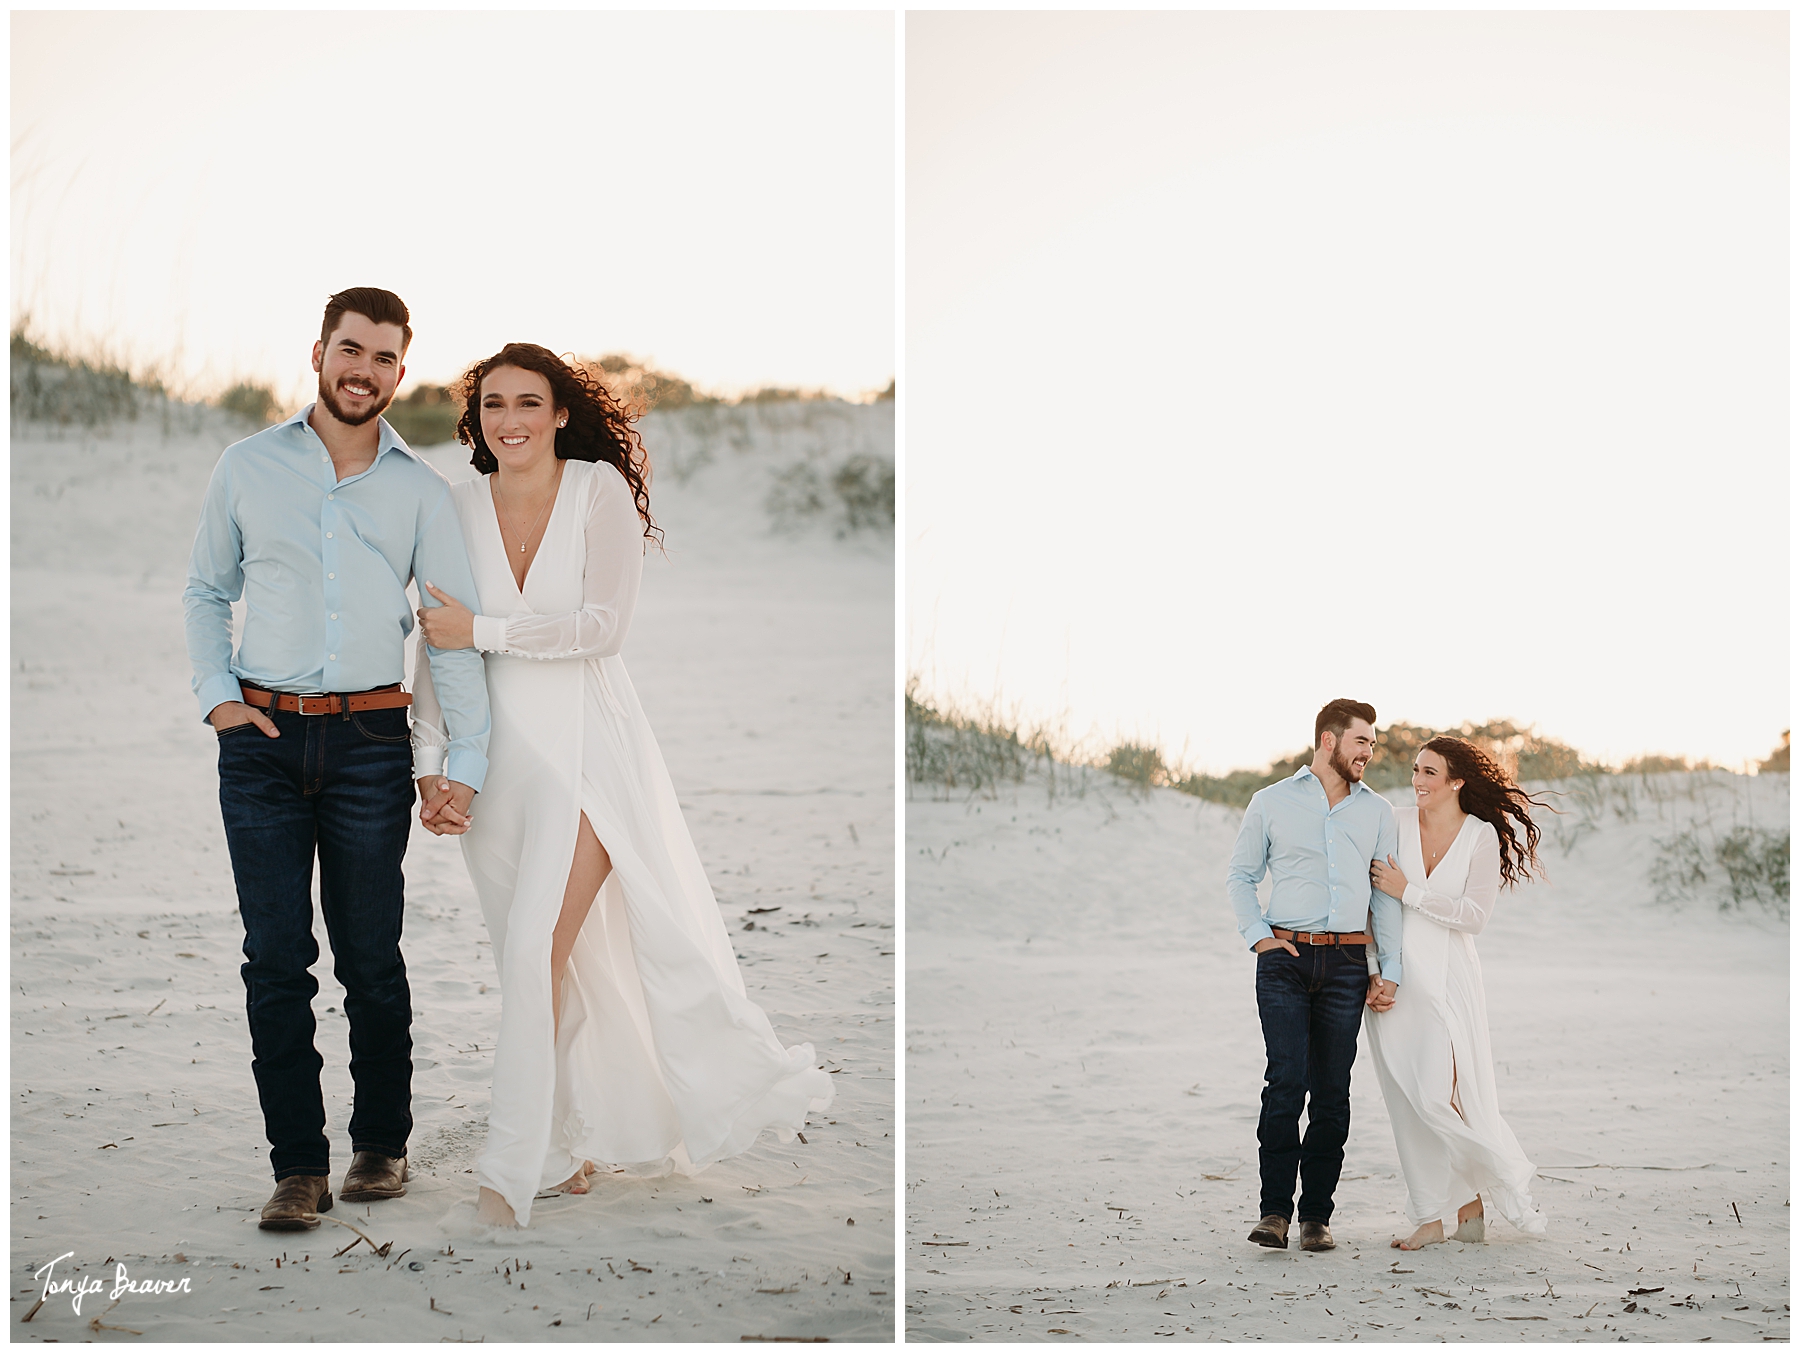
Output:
[471, 614, 508, 653]
[444, 748, 488, 796]
[1242, 920, 1274, 950]
[197, 672, 245, 723]
[412, 740, 447, 781]
[1379, 955, 1404, 985]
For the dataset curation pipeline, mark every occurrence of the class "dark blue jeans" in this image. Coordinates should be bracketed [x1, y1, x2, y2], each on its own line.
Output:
[1254, 942, 1368, 1224]
[216, 700, 416, 1180]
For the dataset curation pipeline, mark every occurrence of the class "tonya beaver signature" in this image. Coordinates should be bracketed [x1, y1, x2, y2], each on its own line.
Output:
[34, 1251, 192, 1316]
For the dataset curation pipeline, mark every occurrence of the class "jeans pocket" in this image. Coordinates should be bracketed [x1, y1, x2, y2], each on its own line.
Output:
[215, 721, 257, 739]
[350, 708, 412, 744]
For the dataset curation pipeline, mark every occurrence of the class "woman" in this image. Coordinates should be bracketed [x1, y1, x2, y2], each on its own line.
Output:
[1365, 737, 1548, 1249]
[410, 343, 832, 1229]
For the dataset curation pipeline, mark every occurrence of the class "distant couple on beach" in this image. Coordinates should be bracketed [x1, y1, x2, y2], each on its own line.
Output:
[1227, 698, 1549, 1251]
[184, 287, 831, 1232]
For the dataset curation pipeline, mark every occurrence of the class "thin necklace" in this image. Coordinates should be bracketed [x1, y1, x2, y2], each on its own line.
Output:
[494, 463, 562, 554]
[1422, 810, 1458, 862]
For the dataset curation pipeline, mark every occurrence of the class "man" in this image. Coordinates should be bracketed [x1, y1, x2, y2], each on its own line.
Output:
[184, 287, 491, 1230]
[1225, 698, 1402, 1252]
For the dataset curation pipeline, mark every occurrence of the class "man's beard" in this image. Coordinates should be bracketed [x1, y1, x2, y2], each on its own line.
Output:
[1331, 745, 1365, 784]
[317, 375, 392, 428]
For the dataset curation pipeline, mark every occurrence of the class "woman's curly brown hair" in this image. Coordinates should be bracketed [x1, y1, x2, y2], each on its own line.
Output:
[455, 342, 660, 544]
[1422, 736, 1552, 890]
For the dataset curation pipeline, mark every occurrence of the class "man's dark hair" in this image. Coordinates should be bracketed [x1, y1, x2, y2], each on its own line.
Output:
[321, 287, 412, 355]
[1315, 698, 1377, 749]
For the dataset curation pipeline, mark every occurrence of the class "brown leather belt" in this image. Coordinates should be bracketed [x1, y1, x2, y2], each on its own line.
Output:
[1271, 927, 1370, 947]
[240, 683, 412, 716]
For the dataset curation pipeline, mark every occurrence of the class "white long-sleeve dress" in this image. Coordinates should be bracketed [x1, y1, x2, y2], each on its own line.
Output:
[1364, 807, 1545, 1237]
[412, 458, 832, 1227]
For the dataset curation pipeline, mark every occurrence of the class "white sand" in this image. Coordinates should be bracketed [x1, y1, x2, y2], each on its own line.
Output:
[11, 402, 895, 1340]
[906, 767, 1788, 1341]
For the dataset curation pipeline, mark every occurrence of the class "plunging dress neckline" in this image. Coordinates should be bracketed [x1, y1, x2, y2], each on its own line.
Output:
[409, 460, 835, 1228]
[486, 465, 569, 595]
[1363, 805, 1546, 1241]
[1421, 812, 1473, 883]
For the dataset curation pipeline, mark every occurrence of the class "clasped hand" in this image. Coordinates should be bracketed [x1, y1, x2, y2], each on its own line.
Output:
[416, 776, 476, 835]
[1255, 937, 1397, 1011]
[416, 581, 475, 650]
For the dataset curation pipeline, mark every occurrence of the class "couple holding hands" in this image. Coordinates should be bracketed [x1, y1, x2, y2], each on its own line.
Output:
[184, 287, 830, 1233]
[1228, 698, 1549, 1252]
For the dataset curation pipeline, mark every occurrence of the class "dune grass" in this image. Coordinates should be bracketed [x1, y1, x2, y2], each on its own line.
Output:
[906, 678, 1791, 916]
[13, 324, 895, 451]
[905, 680, 1092, 802]
[906, 675, 1786, 817]
[10, 326, 224, 437]
[766, 452, 895, 536]
[12, 328, 153, 426]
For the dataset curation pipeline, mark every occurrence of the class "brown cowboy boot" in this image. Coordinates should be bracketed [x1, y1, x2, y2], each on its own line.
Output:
[340, 1151, 409, 1202]
[259, 1174, 332, 1231]
[1297, 1220, 1336, 1251]
[1248, 1214, 1289, 1248]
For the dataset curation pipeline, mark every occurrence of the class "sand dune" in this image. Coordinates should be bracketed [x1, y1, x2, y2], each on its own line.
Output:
[11, 403, 895, 1341]
[906, 767, 1787, 1341]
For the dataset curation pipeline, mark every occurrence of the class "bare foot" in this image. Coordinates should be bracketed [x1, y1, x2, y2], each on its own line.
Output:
[476, 1185, 518, 1228]
[1391, 1219, 1446, 1250]
[555, 1161, 598, 1195]
[1457, 1197, 1484, 1225]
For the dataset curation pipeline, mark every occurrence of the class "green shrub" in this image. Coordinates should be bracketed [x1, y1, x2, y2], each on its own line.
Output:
[587, 354, 721, 414]
[1651, 824, 1789, 918]
[1106, 741, 1166, 793]
[383, 401, 461, 447]
[766, 454, 895, 535]
[11, 327, 143, 426]
[1618, 753, 1714, 775]
[832, 454, 894, 531]
[218, 381, 278, 428]
[765, 462, 828, 529]
[1367, 719, 1600, 788]
[905, 680, 1078, 800]
[1172, 751, 1311, 809]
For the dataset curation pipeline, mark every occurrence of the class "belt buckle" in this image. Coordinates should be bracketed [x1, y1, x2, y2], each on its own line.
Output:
[295, 694, 335, 716]
[1310, 933, 1330, 946]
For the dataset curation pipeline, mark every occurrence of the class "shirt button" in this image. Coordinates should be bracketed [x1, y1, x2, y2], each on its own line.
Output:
[326, 532, 334, 539]
[330, 613, 338, 620]
[328, 654, 337, 661]
[328, 493, 335, 501]
[328, 572, 335, 579]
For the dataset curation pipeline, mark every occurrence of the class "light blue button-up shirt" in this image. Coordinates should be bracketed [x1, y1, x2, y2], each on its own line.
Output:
[183, 405, 491, 791]
[1226, 765, 1403, 984]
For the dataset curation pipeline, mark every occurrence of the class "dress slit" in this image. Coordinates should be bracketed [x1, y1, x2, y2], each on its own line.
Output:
[1363, 805, 1544, 1239]
[445, 460, 832, 1229]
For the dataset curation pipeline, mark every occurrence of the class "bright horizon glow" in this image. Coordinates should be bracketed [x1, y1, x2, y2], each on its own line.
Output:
[11, 12, 893, 405]
[908, 12, 1787, 774]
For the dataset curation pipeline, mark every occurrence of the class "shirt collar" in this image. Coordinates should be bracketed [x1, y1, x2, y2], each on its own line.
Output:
[284, 402, 421, 464]
[1293, 764, 1370, 798]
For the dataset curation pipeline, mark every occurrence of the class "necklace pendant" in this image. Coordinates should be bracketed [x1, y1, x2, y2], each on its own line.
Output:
[519, 543, 527, 553]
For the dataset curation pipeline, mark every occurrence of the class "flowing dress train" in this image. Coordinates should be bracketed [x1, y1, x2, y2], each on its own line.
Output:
[412, 458, 833, 1226]
[1365, 807, 1545, 1237]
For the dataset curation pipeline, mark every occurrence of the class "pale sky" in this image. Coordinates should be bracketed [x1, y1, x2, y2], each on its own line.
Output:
[908, 11, 1787, 774]
[11, 11, 893, 403]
